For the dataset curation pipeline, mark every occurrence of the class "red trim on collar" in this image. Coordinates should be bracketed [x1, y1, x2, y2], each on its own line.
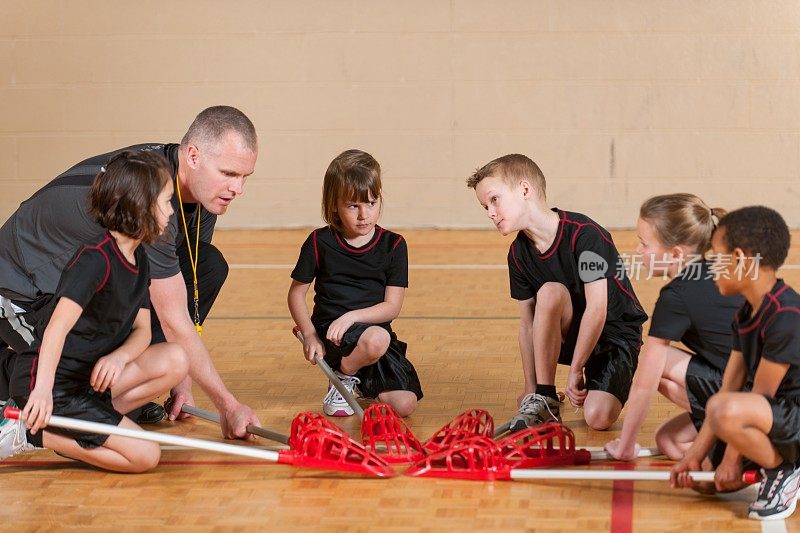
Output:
[333, 226, 385, 254]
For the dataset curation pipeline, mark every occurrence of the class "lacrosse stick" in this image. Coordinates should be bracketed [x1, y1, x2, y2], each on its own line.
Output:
[406, 433, 759, 484]
[180, 404, 289, 445]
[292, 326, 364, 419]
[2, 405, 394, 477]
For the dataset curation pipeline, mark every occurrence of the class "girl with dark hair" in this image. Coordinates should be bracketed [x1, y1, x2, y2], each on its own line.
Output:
[0, 151, 188, 473]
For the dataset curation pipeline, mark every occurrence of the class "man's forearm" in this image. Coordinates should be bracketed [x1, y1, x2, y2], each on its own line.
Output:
[163, 318, 237, 409]
[150, 273, 239, 410]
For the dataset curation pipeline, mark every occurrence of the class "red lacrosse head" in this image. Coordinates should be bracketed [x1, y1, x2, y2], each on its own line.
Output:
[422, 409, 495, 454]
[360, 403, 425, 464]
[288, 411, 346, 450]
[406, 435, 511, 481]
[496, 422, 591, 468]
[280, 425, 396, 478]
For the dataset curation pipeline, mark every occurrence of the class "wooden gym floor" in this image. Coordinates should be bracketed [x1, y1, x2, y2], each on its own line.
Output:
[2, 229, 800, 532]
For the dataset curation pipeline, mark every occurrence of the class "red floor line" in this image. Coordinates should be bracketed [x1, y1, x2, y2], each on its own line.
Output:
[610, 464, 634, 533]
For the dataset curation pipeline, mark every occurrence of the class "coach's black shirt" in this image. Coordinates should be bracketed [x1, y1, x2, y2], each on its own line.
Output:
[508, 209, 647, 346]
[11, 233, 150, 391]
[733, 280, 800, 397]
[0, 143, 215, 302]
[291, 226, 408, 329]
[649, 260, 743, 371]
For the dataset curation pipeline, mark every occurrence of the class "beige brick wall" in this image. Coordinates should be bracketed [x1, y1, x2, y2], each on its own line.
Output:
[1, 1, 799, 229]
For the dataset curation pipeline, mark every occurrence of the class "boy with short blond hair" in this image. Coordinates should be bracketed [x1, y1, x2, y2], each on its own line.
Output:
[468, 154, 647, 431]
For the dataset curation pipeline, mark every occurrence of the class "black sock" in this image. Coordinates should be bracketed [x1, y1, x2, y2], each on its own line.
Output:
[535, 384, 558, 401]
[26, 429, 43, 448]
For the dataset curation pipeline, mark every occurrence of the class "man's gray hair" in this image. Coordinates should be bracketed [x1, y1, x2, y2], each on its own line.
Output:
[181, 105, 257, 153]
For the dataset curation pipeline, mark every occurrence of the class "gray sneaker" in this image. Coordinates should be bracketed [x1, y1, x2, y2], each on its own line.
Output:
[0, 399, 38, 459]
[509, 393, 561, 433]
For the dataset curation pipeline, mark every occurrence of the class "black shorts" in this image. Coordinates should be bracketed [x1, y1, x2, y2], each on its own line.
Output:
[0, 349, 14, 400]
[685, 356, 724, 432]
[684, 357, 730, 469]
[766, 394, 800, 465]
[707, 441, 759, 471]
[13, 385, 123, 449]
[317, 322, 423, 401]
[559, 324, 639, 405]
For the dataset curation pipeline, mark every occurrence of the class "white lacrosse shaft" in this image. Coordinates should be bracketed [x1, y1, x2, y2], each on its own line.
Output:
[3, 406, 281, 462]
[510, 468, 713, 481]
[489, 425, 662, 460]
[509, 467, 760, 484]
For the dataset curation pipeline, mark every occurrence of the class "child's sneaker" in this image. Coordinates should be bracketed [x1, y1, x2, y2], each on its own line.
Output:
[509, 393, 561, 432]
[322, 372, 361, 417]
[0, 399, 38, 459]
[748, 465, 800, 521]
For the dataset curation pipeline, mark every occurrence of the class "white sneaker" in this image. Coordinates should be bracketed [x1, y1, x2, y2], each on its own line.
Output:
[322, 372, 360, 417]
[748, 465, 800, 520]
[0, 400, 37, 459]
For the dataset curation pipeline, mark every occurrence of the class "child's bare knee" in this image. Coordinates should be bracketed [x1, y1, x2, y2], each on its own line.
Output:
[584, 407, 615, 431]
[654, 425, 679, 460]
[125, 443, 161, 473]
[137, 452, 161, 473]
[361, 329, 390, 360]
[391, 395, 417, 417]
[380, 391, 417, 417]
[583, 399, 619, 431]
[654, 423, 669, 447]
[707, 396, 739, 433]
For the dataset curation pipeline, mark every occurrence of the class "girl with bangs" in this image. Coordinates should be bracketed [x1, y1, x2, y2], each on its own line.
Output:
[288, 149, 422, 417]
[1, 151, 187, 472]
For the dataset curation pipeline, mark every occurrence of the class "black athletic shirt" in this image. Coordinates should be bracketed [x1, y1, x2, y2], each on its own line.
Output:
[11, 233, 150, 390]
[291, 225, 408, 329]
[649, 261, 743, 371]
[733, 280, 800, 397]
[508, 208, 647, 346]
[0, 143, 215, 302]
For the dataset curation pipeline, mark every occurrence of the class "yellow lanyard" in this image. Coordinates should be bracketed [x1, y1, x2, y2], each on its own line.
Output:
[175, 175, 202, 336]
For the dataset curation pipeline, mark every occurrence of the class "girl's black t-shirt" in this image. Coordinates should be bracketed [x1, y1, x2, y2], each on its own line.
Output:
[291, 225, 408, 330]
